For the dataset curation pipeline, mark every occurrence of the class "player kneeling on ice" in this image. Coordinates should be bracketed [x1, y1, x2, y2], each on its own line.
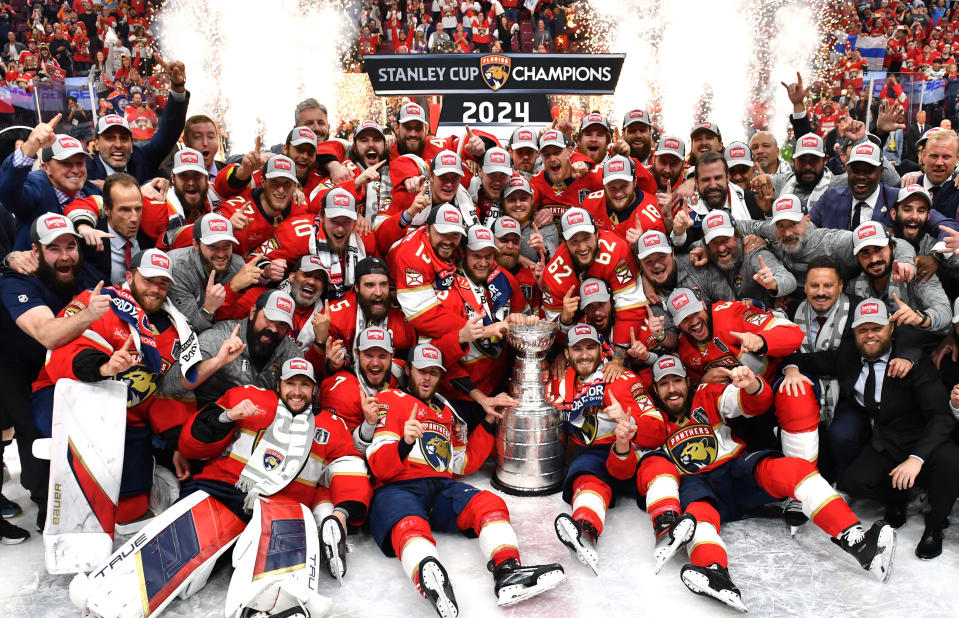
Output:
[70, 358, 371, 617]
[366, 343, 565, 618]
[635, 355, 895, 612]
[552, 324, 692, 575]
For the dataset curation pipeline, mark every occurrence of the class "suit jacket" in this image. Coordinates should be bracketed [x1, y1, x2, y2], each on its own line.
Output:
[83, 216, 156, 284]
[86, 92, 190, 184]
[903, 123, 927, 163]
[0, 153, 102, 250]
[810, 182, 959, 241]
[926, 172, 959, 221]
[788, 343, 954, 462]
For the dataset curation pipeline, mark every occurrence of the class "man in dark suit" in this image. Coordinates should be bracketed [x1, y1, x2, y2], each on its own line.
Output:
[81, 173, 156, 284]
[810, 140, 958, 243]
[785, 299, 959, 559]
[914, 129, 959, 220]
[0, 117, 102, 250]
[903, 109, 928, 164]
[85, 60, 190, 185]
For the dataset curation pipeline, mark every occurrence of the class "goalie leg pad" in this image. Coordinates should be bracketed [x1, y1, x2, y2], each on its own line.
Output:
[226, 497, 332, 618]
[78, 490, 245, 617]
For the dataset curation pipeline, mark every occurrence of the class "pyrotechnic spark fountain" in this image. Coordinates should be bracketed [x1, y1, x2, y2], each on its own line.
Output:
[588, 0, 829, 144]
[155, 0, 354, 153]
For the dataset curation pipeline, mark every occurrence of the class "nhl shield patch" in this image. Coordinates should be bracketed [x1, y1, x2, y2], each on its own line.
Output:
[480, 54, 511, 91]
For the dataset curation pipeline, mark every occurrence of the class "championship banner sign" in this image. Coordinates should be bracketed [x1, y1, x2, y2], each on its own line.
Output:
[365, 53, 626, 95]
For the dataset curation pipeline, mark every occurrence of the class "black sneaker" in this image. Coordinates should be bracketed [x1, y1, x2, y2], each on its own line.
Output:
[835, 521, 896, 582]
[0, 493, 21, 518]
[490, 558, 566, 607]
[0, 517, 30, 545]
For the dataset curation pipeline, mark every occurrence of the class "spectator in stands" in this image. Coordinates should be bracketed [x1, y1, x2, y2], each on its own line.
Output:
[64, 96, 90, 142]
[533, 19, 552, 51]
[494, 14, 516, 53]
[3, 31, 23, 63]
[428, 22, 451, 52]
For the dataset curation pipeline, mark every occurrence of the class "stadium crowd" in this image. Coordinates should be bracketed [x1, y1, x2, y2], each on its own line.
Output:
[1, 0, 959, 616]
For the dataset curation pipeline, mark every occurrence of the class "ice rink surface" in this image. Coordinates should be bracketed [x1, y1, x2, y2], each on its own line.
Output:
[2, 447, 958, 618]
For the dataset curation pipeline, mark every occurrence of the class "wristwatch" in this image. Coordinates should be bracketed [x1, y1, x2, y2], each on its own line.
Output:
[199, 307, 215, 322]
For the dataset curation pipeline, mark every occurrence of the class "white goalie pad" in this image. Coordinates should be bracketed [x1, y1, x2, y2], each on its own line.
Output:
[44, 379, 128, 574]
[225, 498, 332, 618]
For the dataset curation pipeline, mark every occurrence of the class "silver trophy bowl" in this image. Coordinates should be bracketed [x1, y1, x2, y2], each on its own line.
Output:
[491, 322, 565, 496]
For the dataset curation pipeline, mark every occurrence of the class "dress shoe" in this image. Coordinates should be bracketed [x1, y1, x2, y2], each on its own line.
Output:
[916, 526, 944, 560]
[884, 502, 907, 529]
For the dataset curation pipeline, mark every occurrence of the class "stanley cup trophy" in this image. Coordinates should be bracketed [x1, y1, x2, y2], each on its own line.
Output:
[491, 322, 565, 495]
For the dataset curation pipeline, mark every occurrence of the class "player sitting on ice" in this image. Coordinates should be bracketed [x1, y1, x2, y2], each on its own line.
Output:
[366, 343, 565, 617]
[552, 324, 693, 575]
[72, 359, 366, 617]
[632, 355, 895, 611]
[178, 357, 371, 587]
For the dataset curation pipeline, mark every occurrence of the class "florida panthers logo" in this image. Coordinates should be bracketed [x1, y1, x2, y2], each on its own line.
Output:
[480, 54, 511, 91]
[263, 449, 284, 471]
[666, 424, 718, 474]
[421, 431, 452, 472]
[118, 367, 159, 408]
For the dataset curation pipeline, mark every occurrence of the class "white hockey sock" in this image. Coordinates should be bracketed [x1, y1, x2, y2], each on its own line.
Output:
[401, 537, 439, 582]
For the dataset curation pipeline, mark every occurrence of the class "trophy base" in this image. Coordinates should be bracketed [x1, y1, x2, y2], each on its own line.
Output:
[490, 473, 563, 497]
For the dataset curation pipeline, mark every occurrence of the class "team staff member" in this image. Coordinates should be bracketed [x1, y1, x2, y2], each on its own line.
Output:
[0, 214, 103, 531]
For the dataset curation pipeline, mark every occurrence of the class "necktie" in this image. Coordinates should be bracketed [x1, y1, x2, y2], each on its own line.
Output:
[852, 201, 867, 229]
[931, 185, 941, 201]
[123, 240, 132, 268]
[814, 316, 827, 346]
[863, 360, 879, 415]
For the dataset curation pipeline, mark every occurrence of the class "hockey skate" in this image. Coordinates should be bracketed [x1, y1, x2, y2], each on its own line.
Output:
[835, 521, 896, 582]
[490, 558, 567, 607]
[554, 513, 599, 575]
[652, 511, 696, 574]
[680, 562, 748, 612]
[319, 516, 347, 585]
[417, 557, 458, 618]
[782, 498, 808, 536]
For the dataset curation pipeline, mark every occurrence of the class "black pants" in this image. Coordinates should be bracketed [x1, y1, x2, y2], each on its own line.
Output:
[0, 361, 48, 507]
[839, 440, 959, 530]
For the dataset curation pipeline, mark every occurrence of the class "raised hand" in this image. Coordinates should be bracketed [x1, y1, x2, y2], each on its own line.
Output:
[84, 281, 110, 320]
[312, 300, 331, 343]
[603, 392, 626, 422]
[889, 293, 923, 326]
[481, 392, 518, 422]
[404, 406, 424, 444]
[76, 223, 115, 251]
[458, 313, 485, 344]
[229, 211, 250, 231]
[891, 259, 915, 283]
[204, 269, 226, 313]
[100, 334, 136, 377]
[217, 324, 246, 363]
[728, 365, 759, 391]
[355, 159, 387, 186]
[560, 286, 580, 324]
[780, 71, 808, 109]
[360, 391, 380, 425]
[326, 337, 347, 371]
[730, 330, 765, 353]
[627, 326, 649, 361]
[227, 398, 260, 421]
[752, 255, 778, 291]
[673, 208, 693, 237]
[22, 112, 62, 158]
